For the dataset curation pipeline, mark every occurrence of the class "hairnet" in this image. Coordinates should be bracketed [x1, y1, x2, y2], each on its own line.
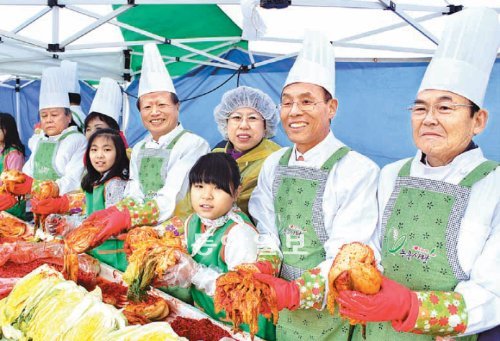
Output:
[213, 86, 279, 139]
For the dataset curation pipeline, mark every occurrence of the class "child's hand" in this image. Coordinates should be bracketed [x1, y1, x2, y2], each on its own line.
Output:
[0, 193, 17, 210]
[155, 251, 199, 288]
[234, 261, 275, 275]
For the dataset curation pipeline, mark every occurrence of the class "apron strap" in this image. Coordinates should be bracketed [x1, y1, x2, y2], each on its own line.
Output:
[459, 160, 499, 188]
[71, 111, 85, 130]
[321, 146, 350, 171]
[278, 147, 293, 166]
[398, 158, 413, 177]
[167, 129, 188, 149]
[140, 129, 189, 151]
[278, 146, 350, 169]
[58, 129, 79, 141]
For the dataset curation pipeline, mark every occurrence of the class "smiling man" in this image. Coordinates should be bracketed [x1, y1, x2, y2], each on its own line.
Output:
[71, 43, 209, 277]
[248, 31, 379, 340]
[337, 7, 500, 340]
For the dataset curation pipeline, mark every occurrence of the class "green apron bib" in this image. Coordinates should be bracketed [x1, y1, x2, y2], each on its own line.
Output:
[272, 146, 351, 341]
[137, 130, 191, 301]
[137, 130, 187, 198]
[33, 130, 77, 181]
[356, 159, 498, 341]
[86, 183, 127, 272]
[0, 147, 26, 220]
[186, 212, 276, 341]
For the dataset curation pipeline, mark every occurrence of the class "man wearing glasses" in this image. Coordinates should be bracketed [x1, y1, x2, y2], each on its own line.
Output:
[248, 30, 379, 339]
[337, 8, 500, 340]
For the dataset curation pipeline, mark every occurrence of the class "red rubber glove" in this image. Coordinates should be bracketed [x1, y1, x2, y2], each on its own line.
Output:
[31, 195, 69, 215]
[85, 206, 118, 224]
[337, 276, 418, 323]
[253, 273, 300, 311]
[90, 206, 131, 245]
[235, 261, 275, 275]
[0, 193, 17, 210]
[11, 174, 33, 196]
[254, 261, 276, 275]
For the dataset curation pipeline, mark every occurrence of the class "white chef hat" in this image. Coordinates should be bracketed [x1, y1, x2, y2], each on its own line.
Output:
[39, 67, 70, 110]
[284, 30, 335, 97]
[419, 7, 499, 107]
[138, 43, 176, 97]
[89, 77, 123, 123]
[60, 60, 80, 94]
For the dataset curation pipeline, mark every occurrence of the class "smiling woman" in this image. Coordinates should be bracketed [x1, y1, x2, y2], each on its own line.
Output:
[20, 67, 87, 198]
[212, 86, 281, 216]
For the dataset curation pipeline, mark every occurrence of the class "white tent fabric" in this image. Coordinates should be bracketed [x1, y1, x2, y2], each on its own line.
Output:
[0, 1, 498, 82]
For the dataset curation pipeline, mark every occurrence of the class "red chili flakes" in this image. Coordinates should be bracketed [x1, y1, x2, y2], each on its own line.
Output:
[170, 316, 232, 341]
[0, 260, 62, 278]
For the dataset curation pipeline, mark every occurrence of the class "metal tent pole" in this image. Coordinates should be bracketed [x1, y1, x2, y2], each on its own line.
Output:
[12, 6, 51, 33]
[60, 5, 132, 48]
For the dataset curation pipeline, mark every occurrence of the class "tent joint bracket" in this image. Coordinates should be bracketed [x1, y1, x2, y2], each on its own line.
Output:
[47, 0, 65, 8]
[164, 39, 171, 44]
[127, 0, 136, 5]
[47, 44, 64, 52]
[386, 1, 396, 11]
[444, 5, 463, 15]
[240, 65, 251, 73]
[260, 0, 291, 9]
[15, 78, 20, 93]
[123, 49, 132, 82]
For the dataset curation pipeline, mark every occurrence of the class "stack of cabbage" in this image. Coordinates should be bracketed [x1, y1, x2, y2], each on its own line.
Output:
[0, 265, 186, 340]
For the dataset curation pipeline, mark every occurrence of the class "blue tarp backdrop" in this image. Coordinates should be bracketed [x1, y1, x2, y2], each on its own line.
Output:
[1, 49, 499, 167]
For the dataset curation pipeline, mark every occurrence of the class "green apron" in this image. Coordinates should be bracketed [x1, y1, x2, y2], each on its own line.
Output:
[186, 212, 276, 341]
[0, 147, 26, 220]
[137, 130, 191, 301]
[137, 130, 187, 198]
[33, 130, 77, 181]
[356, 159, 498, 341]
[273, 147, 351, 341]
[86, 182, 127, 272]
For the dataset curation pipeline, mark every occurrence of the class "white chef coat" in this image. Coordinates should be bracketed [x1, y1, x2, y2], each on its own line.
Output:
[249, 131, 380, 303]
[373, 148, 500, 335]
[125, 123, 210, 223]
[23, 126, 87, 195]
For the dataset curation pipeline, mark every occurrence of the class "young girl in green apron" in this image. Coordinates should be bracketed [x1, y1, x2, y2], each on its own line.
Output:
[0, 113, 26, 219]
[32, 129, 129, 271]
[159, 153, 276, 340]
[81, 129, 129, 271]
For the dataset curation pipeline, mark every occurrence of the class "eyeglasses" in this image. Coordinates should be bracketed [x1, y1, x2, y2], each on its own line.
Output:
[408, 102, 473, 117]
[279, 99, 328, 113]
[227, 113, 264, 125]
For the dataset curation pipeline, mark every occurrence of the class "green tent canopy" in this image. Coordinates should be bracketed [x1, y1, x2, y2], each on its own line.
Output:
[114, 4, 247, 78]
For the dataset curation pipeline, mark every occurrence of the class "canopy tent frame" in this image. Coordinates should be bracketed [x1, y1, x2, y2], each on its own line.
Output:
[0, 0, 498, 81]
[0, 0, 453, 12]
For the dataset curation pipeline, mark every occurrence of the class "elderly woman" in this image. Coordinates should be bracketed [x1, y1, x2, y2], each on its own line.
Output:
[1, 67, 86, 210]
[213, 86, 280, 216]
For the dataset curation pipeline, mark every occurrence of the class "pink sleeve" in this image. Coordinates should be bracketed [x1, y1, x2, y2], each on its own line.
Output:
[4, 150, 25, 171]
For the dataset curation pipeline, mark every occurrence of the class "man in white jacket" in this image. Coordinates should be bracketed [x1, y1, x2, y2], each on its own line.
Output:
[248, 30, 379, 340]
[337, 7, 500, 340]
[74, 43, 209, 256]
